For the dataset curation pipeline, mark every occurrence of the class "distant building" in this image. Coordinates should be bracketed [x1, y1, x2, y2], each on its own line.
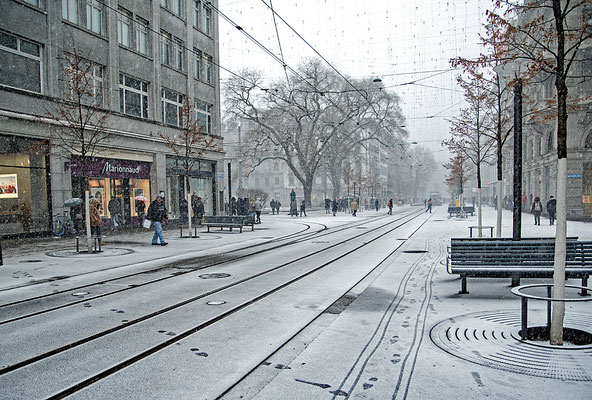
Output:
[0, 0, 224, 235]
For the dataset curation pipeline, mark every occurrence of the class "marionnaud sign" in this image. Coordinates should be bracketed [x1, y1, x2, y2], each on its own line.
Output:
[70, 156, 151, 179]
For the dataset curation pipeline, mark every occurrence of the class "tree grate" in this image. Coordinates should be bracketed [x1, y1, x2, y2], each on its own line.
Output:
[430, 310, 592, 381]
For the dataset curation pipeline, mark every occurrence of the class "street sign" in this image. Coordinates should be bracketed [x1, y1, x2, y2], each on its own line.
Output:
[567, 174, 581, 178]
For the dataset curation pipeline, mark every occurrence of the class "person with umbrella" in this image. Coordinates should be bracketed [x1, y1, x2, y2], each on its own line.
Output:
[135, 195, 147, 227]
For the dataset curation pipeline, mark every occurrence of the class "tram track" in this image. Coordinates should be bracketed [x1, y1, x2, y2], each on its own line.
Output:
[0, 209, 427, 399]
[0, 211, 409, 324]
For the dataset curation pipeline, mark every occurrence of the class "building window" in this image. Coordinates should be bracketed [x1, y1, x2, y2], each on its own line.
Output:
[119, 73, 149, 119]
[193, 48, 202, 79]
[547, 132, 554, 153]
[161, 0, 183, 17]
[173, 37, 184, 70]
[86, 0, 103, 34]
[62, 0, 79, 24]
[0, 31, 42, 93]
[275, 177, 280, 185]
[161, 88, 184, 126]
[71, 63, 103, 106]
[25, 0, 41, 7]
[204, 53, 213, 83]
[585, 132, 592, 149]
[194, 99, 212, 134]
[193, 0, 201, 29]
[160, 30, 171, 65]
[117, 8, 132, 47]
[135, 17, 149, 54]
[204, 4, 212, 35]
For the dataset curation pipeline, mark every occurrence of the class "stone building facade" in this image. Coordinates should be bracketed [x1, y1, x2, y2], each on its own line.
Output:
[0, 0, 224, 236]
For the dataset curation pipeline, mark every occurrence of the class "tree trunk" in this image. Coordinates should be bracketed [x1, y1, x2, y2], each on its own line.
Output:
[496, 138, 504, 237]
[303, 180, 313, 207]
[550, 157, 567, 345]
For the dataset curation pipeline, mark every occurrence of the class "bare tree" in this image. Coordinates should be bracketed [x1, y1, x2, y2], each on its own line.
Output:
[489, 0, 592, 345]
[444, 152, 472, 207]
[444, 70, 497, 230]
[160, 97, 218, 236]
[224, 59, 406, 205]
[46, 48, 111, 197]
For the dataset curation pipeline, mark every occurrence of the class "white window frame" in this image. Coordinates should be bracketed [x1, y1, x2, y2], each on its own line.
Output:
[193, 48, 202, 80]
[204, 4, 212, 35]
[86, 0, 103, 34]
[174, 38, 184, 70]
[135, 17, 149, 55]
[160, 30, 171, 65]
[62, 0, 79, 24]
[117, 8, 131, 47]
[193, 0, 201, 28]
[161, 88, 184, 127]
[119, 73, 149, 119]
[194, 99, 212, 134]
[204, 53, 213, 83]
[0, 31, 43, 94]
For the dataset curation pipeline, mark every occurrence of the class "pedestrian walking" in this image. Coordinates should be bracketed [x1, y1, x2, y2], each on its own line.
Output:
[136, 199, 146, 227]
[332, 198, 338, 216]
[179, 198, 188, 224]
[147, 193, 168, 245]
[193, 196, 205, 225]
[270, 199, 277, 215]
[290, 199, 298, 217]
[425, 198, 432, 213]
[230, 197, 238, 216]
[375, 199, 379, 211]
[275, 200, 281, 214]
[351, 198, 359, 217]
[325, 198, 331, 214]
[108, 197, 121, 227]
[546, 196, 557, 225]
[531, 196, 543, 225]
[89, 195, 103, 245]
[300, 199, 307, 217]
[387, 199, 393, 215]
[254, 198, 263, 223]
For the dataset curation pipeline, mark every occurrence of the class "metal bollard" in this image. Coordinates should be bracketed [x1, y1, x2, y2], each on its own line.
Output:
[0, 240, 3, 266]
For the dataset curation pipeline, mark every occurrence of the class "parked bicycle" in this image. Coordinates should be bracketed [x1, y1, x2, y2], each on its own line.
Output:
[52, 211, 79, 236]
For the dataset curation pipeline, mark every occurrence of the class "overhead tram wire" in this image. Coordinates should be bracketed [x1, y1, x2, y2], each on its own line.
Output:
[269, 0, 292, 88]
[205, 1, 321, 95]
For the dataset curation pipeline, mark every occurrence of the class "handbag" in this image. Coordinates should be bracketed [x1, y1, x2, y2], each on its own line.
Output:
[142, 219, 152, 229]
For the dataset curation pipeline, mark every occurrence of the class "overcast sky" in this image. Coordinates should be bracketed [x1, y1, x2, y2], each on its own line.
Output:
[218, 0, 493, 160]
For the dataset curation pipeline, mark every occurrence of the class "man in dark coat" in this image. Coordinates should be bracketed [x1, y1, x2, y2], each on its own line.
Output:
[147, 193, 168, 245]
[546, 195, 557, 225]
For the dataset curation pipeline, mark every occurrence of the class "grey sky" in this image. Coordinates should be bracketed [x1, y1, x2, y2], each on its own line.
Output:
[219, 0, 492, 158]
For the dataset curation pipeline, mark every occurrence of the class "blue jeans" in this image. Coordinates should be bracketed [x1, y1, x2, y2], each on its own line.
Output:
[152, 221, 165, 244]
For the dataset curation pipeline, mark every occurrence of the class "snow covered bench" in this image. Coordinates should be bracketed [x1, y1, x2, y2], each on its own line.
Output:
[446, 238, 592, 295]
[203, 216, 255, 233]
[447, 206, 475, 218]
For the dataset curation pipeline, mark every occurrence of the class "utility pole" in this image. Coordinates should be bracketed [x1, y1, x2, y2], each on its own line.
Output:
[237, 124, 242, 191]
[513, 80, 523, 240]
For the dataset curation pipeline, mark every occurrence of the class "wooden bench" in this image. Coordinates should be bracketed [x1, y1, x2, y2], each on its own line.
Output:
[447, 206, 475, 217]
[446, 238, 592, 295]
[203, 216, 255, 233]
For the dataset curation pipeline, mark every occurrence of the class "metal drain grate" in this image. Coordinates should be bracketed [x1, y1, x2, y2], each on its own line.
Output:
[430, 310, 592, 381]
[46, 248, 134, 257]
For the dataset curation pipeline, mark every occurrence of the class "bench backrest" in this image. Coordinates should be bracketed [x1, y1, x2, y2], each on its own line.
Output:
[450, 239, 592, 267]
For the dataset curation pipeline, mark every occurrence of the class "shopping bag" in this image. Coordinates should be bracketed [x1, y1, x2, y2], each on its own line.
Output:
[142, 219, 152, 229]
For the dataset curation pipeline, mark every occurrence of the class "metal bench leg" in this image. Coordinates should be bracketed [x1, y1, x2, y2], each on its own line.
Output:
[76, 236, 80, 253]
[459, 275, 469, 294]
[581, 276, 589, 296]
[521, 297, 528, 340]
[511, 277, 520, 287]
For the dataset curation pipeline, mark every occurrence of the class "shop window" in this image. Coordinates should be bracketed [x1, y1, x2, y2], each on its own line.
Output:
[119, 73, 149, 119]
[194, 99, 212, 134]
[0, 31, 42, 93]
[161, 88, 184, 126]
